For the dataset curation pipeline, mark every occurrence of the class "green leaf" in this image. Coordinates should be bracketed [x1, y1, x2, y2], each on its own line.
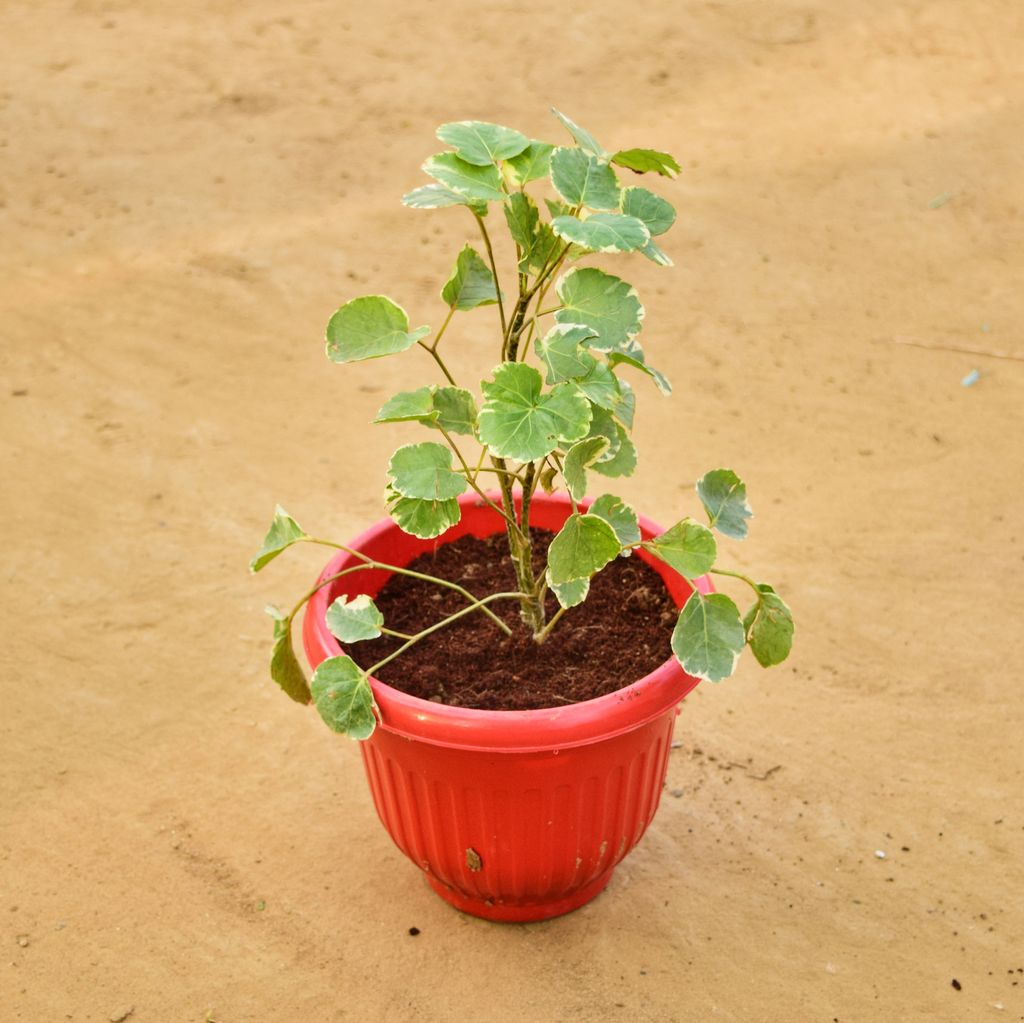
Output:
[643, 519, 717, 578]
[563, 436, 611, 501]
[555, 268, 645, 352]
[250, 506, 308, 573]
[387, 442, 467, 501]
[591, 422, 637, 478]
[506, 141, 554, 185]
[326, 296, 430, 364]
[432, 386, 478, 436]
[612, 148, 681, 178]
[326, 594, 384, 643]
[545, 197, 573, 219]
[504, 193, 559, 274]
[436, 120, 529, 166]
[608, 376, 636, 428]
[441, 244, 500, 310]
[422, 152, 505, 203]
[672, 592, 745, 683]
[478, 363, 591, 461]
[583, 406, 621, 461]
[697, 469, 752, 540]
[576, 360, 620, 410]
[621, 186, 676, 236]
[311, 655, 377, 739]
[535, 323, 599, 384]
[606, 349, 672, 395]
[551, 213, 650, 254]
[744, 586, 794, 668]
[549, 148, 621, 210]
[402, 183, 483, 211]
[375, 387, 438, 425]
[638, 237, 673, 267]
[269, 615, 312, 704]
[550, 107, 608, 158]
[547, 512, 621, 584]
[546, 566, 590, 609]
[588, 494, 641, 546]
[386, 488, 461, 539]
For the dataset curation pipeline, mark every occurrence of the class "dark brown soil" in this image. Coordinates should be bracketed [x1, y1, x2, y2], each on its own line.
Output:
[345, 530, 680, 711]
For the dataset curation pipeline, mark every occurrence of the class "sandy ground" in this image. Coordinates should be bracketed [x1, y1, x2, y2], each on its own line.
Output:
[2, 1, 1023, 1020]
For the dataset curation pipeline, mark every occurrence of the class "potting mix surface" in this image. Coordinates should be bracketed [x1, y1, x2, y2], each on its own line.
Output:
[346, 531, 680, 710]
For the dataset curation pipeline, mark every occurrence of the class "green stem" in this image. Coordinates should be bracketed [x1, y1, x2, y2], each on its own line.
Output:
[431, 305, 457, 351]
[710, 567, 762, 598]
[417, 340, 457, 386]
[473, 211, 507, 337]
[533, 605, 567, 644]
[368, 591, 524, 676]
[302, 537, 512, 634]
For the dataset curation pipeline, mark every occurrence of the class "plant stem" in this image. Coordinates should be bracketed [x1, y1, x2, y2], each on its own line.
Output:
[473, 211, 507, 337]
[417, 340, 457, 386]
[710, 567, 763, 598]
[368, 591, 524, 676]
[431, 306, 457, 352]
[533, 605, 567, 644]
[303, 537, 512, 634]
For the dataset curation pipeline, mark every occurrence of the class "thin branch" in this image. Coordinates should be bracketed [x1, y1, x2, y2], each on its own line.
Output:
[473, 211, 507, 337]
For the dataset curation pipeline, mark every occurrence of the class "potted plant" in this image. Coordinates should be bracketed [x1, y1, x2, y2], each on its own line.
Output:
[251, 110, 794, 922]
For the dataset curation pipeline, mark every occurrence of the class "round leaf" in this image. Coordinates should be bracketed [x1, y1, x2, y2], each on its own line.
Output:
[671, 592, 745, 683]
[563, 436, 611, 501]
[432, 386, 478, 436]
[436, 120, 529, 166]
[326, 594, 384, 643]
[549, 148, 621, 210]
[311, 655, 377, 739]
[643, 519, 717, 578]
[697, 469, 753, 540]
[546, 566, 590, 610]
[612, 148, 681, 178]
[555, 268, 645, 352]
[478, 363, 591, 462]
[547, 512, 621, 584]
[250, 506, 307, 573]
[535, 323, 599, 384]
[591, 421, 637, 478]
[387, 442, 467, 501]
[551, 213, 650, 254]
[588, 494, 641, 546]
[422, 152, 506, 203]
[606, 349, 672, 395]
[326, 296, 430, 364]
[745, 587, 794, 667]
[506, 141, 554, 185]
[621, 186, 676, 236]
[386, 489, 461, 539]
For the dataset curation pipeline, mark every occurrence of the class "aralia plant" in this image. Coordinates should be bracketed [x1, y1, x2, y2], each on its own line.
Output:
[251, 109, 794, 739]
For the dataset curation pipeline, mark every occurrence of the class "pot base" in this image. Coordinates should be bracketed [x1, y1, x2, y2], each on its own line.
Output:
[425, 866, 614, 923]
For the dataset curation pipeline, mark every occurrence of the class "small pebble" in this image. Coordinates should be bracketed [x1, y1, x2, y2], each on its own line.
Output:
[110, 1009, 134, 1023]
[874, 850, 886, 859]
[670, 789, 684, 798]
[17, 936, 29, 948]
[951, 978, 961, 991]
[961, 369, 980, 387]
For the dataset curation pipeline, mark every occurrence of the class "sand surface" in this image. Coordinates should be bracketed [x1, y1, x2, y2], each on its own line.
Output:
[3, 1, 1023, 1020]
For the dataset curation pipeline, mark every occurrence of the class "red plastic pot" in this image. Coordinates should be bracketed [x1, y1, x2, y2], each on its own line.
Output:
[302, 491, 709, 922]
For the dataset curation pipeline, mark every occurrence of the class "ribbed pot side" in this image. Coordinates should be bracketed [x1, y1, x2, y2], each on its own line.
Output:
[302, 492, 707, 922]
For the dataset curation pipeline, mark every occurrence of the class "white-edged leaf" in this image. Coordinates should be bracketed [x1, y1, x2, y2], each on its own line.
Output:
[326, 594, 384, 644]
[643, 519, 717, 578]
[432, 386, 478, 436]
[608, 376, 636, 427]
[551, 213, 649, 254]
[269, 615, 311, 704]
[535, 323, 599, 384]
[563, 436, 611, 501]
[436, 120, 529, 166]
[588, 494, 641, 546]
[672, 591, 745, 683]
[591, 422, 637, 478]
[387, 442, 467, 501]
[386, 488, 461, 539]
[547, 512, 621, 584]
[549, 148, 621, 210]
[506, 141, 554, 185]
[402, 183, 482, 210]
[576, 360, 620, 410]
[375, 387, 438, 425]
[583, 406, 621, 462]
[612, 148, 681, 178]
[555, 268, 645, 352]
[326, 295, 430, 364]
[250, 506, 308, 573]
[639, 237, 673, 267]
[441, 244, 500, 310]
[422, 152, 505, 202]
[621, 186, 676, 236]
[478, 362, 591, 461]
[550, 108, 608, 158]
[744, 586, 794, 667]
[697, 468, 752, 540]
[545, 566, 590, 609]
[311, 655, 377, 739]
[606, 349, 672, 394]
[504, 193, 559, 273]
